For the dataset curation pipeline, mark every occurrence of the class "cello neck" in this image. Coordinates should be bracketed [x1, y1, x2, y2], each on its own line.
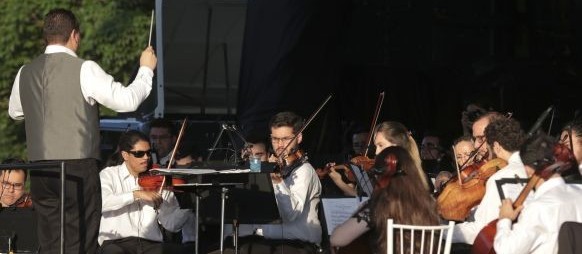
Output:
[513, 174, 540, 208]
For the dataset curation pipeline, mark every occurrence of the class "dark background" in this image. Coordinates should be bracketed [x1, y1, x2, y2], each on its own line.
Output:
[150, 0, 582, 161]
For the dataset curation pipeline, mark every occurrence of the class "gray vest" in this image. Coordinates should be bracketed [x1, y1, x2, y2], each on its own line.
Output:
[19, 52, 100, 161]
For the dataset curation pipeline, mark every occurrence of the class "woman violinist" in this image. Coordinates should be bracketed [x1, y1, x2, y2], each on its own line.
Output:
[98, 130, 190, 253]
[451, 116, 527, 245]
[330, 146, 440, 254]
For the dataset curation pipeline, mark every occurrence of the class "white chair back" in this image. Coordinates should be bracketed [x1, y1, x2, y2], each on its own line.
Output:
[386, 219, 454, 254]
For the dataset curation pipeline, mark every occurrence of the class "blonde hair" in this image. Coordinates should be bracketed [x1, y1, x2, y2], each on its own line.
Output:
[374, 121, 429, 190]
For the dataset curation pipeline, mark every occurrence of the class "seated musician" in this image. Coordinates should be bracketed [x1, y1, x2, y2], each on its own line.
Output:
[453, 116, 528, 243]
[560, 118, 582, 170]
[330, 146, 440, 253]
[230, 111, 322, 253]
[98, 130, 190, 254]
[0, 159, 32, 208]
[494, 134, 582, 254]
[434, 136, 474, 193]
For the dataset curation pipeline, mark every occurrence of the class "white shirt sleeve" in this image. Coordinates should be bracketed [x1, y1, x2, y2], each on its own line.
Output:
[80, 61, 153, 112]
[273, 166, 310, 222]
[493, 214, 538, 254]
[157, 191, 191, 232]
[8, 67, 25, 120]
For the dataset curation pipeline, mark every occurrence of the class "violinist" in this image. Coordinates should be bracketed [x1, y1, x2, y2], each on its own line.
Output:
[434, 136, 475, 193]
[560, 119, 582, 168]
[330, 146, 440, 253]
[232, 111, 322, 253]
[374, 121, 430, 191]
[494, 134, 582, 254]
[453, 117, 528, 244]
[0, 159, 32, 208]
[98, 130, 190, 254]
[149, 118, 178, 167]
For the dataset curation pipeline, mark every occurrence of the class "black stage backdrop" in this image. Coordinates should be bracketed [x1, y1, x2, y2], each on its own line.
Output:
[236, 0, 582, 161]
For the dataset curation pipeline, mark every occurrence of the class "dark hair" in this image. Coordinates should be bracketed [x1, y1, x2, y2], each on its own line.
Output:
[149, 118, 176, 136]
[453, 135, 474, 146]
[520, 134, 557, 171]
[369, 146, 440, 253]
[1, 158, 27, 182]
[105, 130, 150, 167]
[43, 8, 79, 45]
[269, 112, 304, 133]
[562, 118, 582, 138]
[485, 117, 526, 152]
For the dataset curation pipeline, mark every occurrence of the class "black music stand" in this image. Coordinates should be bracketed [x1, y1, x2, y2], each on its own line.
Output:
[0, 161, 65, 254]
[0, 208, 38, 253]
[174, 172, 281, 254]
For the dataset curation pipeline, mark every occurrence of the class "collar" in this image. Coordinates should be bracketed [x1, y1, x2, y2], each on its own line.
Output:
[45, 45, 77, 57]
[534, 177, 565, 199]
[119, 162, 134, 180]
[508, 151, 522, 164]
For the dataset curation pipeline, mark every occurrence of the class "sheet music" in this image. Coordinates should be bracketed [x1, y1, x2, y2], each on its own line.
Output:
[321, 197, 368, 235]
[495, 177, 533, 202]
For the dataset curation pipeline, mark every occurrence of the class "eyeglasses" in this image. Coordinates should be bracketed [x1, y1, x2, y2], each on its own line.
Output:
[127, 150, 152, 158]
[270, 136, 295, 144]
[1, 181, 24, 190]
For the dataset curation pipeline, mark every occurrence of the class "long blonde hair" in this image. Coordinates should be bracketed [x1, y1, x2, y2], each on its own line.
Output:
[374, 121, 429, 190]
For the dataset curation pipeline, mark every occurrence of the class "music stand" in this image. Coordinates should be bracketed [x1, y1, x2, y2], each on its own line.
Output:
[174, 171, 281, 254]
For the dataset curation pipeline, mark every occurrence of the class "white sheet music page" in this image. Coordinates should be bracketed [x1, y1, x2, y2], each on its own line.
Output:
[321, 197, 368, 235]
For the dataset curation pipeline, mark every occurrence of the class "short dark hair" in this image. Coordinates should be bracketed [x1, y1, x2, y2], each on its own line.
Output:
[149, 118, 176, 136]
[269, 112, 304, 133]
[105, 130, 150, 167]
[43, 8, 79, 44]
[520, 134, 556, 171]
[1, 158, 27, 182]
[562, 118, 582, 138]
[485, 117, 525, 152]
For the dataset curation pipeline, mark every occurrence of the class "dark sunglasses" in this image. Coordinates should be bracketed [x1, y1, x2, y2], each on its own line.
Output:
[126, 150, 152, 158]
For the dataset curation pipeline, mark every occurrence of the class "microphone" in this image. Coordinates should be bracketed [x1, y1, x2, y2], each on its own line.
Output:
[527, 106, 554, 137]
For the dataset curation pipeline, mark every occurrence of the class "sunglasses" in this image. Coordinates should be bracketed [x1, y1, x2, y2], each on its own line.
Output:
[126, 150, 152, 158]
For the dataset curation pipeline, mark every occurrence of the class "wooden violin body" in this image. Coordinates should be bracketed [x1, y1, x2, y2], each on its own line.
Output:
[437, 158, 507, 221]
[138, 171, 186, 191]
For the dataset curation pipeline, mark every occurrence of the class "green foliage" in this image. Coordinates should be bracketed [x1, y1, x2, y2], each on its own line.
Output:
[0, 0, 152, 160]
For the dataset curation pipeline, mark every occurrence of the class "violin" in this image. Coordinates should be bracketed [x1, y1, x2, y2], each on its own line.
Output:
[276, 149, 307, 179]
[137, 170, 186, 192]
[436, 158, 507, 221]
[316, 163, 356, 183]
[350, 155, 375, 172]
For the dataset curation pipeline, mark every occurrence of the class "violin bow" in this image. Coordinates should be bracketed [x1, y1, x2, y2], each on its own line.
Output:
[364, 92, 385, 157]
[276, 94, 333, 161]
[452, 145, 462, 184]
[158, 117, 188, 193]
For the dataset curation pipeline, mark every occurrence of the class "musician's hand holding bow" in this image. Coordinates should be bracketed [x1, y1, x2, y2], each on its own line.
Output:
[133, 190, 163, 209]
[499, 199, 523, 221]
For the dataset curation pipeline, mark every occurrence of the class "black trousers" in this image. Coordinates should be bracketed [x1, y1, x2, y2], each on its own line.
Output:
[99, 237, 162, 254]
[30, 159, 101, 254]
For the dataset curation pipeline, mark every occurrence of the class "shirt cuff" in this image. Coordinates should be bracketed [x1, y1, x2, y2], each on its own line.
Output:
[496, 218, 512, 230]
[138, 66, 154, 77]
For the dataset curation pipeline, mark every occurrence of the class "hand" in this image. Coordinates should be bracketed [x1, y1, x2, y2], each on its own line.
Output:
[498, 199, 523, 221]
[268, 154, 278, 163]
[328, 166, 342, 182]
[140, 46, 157, 70]
[270, 172, 283, 184]
[134, 190, 163, 209]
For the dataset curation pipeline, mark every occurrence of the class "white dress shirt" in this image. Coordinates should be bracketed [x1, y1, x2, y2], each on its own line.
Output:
[8, 45, 153, 120]
[453, 152, 529, 243]
[494, 177, 582, 254]
[98, 163, 190, 245]
[231, 162, 323, 244]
